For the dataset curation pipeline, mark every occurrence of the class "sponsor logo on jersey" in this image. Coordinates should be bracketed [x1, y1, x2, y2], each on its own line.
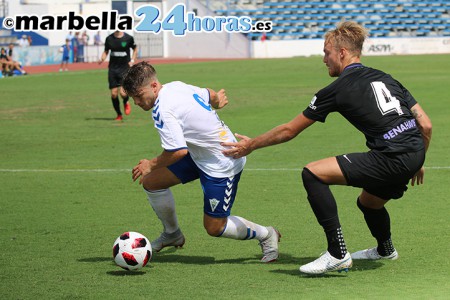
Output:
[219, 129, 228, 141]
[110, 51, 127, 57]
[383, 119, 417, 140]
[193, 93, 211, 111]
[309, 96, 317, 110]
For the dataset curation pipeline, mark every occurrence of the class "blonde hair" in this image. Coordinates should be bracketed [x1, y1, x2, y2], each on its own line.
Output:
[324, 21, 368, 57]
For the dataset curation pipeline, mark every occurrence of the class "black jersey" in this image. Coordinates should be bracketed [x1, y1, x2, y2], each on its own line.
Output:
[303, 64, 424, 153]
[104, 32, 136, 72]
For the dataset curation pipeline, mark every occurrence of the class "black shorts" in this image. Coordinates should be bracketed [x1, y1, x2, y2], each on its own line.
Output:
[336, 149, 425, 200]
[108, 68, 128, 89]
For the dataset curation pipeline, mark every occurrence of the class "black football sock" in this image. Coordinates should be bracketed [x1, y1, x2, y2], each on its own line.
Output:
[122, 95, 129, 105]
[111, 96, 121, 115]
[356, 198, 395, 256]
[378, 238, 395, 256]
[325, 227, 347, 259]
[302, 168, 347, 259]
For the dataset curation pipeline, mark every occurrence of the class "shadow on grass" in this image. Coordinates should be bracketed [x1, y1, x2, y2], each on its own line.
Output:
[151, 247, 273, 265]
[106, 270, 146, 276]
[77, 252, 383, 277]
[78, 257, 151, 276]
[271, 269, 346, 278]
[152, 250, 324, 266]
[78, 257, 112, 263]
[153, 253, 235, 265]
[351, 260, 384, 272]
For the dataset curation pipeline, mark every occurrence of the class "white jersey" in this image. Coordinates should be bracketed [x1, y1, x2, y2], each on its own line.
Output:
[152, 81, 246, 178]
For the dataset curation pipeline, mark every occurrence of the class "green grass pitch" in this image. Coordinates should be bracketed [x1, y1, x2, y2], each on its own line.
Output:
[0, 55, 449, 299]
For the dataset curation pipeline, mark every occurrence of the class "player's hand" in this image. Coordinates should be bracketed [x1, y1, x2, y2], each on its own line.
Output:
[411, 166, 425, 186]
[98, 59, 104, 65]
[215, 89, 228, 109]
[221, 133, 252, 158]
[132, 159, 152, 184]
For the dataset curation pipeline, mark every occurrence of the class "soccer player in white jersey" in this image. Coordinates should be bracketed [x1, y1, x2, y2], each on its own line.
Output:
[121, 62, 280, 262]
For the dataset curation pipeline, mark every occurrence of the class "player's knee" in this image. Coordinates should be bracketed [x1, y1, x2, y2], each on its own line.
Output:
[304, 161, 318, 173]
[206, 228, 221, 237]
[358, 194, 388, 210]
[142, 180, 155, 192]
[203, 218, 227, 237]
[204, 225, 223, 237]
[302, 167, 319, 185]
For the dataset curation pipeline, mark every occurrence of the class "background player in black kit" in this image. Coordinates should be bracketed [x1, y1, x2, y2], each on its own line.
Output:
[222, 21, 432, 275]
[99, 31, 138, 121]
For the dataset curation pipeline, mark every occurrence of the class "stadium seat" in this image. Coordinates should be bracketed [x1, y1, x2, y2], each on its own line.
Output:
[205, 0, 450, 40]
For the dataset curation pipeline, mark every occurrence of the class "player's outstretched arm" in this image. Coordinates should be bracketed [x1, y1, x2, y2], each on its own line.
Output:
[208, 88, 228, 109]
[222, 113, 315, 158]
[222, 133, 253, 158]
[410, 103, 432, 186]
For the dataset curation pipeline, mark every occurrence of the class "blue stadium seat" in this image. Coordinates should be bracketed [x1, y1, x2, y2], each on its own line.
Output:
[209, 0, 450, 40]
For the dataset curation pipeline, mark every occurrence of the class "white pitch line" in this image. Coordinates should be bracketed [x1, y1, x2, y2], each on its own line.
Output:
[247, 166, 450, 170]
[0, 166, 449, 173]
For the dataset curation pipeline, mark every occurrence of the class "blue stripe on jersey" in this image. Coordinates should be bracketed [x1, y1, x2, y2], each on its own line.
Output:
[152, 103, 164, 128]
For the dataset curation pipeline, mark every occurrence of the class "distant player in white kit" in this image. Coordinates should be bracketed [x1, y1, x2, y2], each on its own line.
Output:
[121, 62, 280, 262]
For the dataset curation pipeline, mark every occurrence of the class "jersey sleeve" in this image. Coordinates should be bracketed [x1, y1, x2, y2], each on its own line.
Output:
[155, 109, 187, 152]
[198, 87, 212, 107]
[302, 87, 338, 123]
[129, 36, 137, 50]
[104, 37, 110, 52]
[396, 80, 418, 109]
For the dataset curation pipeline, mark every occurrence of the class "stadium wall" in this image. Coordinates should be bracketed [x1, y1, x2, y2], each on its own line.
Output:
[12, 36, 450, 66]
[252, 37, 450, 58]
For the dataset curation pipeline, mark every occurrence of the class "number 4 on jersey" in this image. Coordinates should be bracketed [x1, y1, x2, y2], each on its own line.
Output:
[371, 81, 404, 116]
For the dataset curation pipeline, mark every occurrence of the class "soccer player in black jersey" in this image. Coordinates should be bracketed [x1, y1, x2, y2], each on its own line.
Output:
[99, 31, 137, 121]
[222, 21, 432, 275]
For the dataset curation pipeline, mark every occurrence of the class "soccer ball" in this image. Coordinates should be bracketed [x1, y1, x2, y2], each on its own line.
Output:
[112, 231, 152, 270]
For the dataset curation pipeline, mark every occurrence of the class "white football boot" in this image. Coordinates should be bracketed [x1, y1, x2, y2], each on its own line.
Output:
[151, 229, 185, 252]
[259, 227, 281, 263]
[351, 247, 398, 260]
[300, 251, 352, 275]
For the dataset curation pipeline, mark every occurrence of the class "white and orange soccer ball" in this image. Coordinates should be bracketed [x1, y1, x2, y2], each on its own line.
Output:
[112, 231, 152, 270]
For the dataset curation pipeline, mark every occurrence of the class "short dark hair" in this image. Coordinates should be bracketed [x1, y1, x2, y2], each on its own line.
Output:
[122, 61, 158, 96]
